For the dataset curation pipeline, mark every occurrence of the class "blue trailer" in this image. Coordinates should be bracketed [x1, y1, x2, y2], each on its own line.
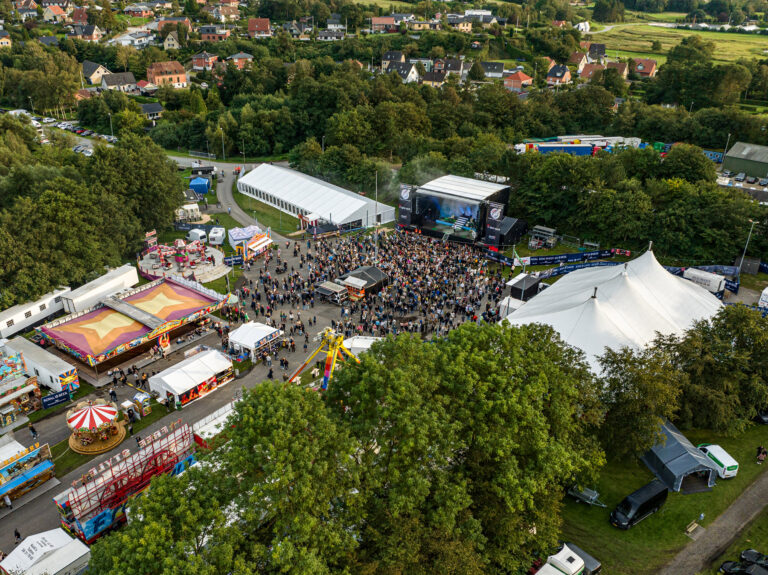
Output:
[536, 144, 595, 156]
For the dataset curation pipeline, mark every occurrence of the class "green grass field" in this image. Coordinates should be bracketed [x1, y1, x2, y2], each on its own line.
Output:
[232, 184, 300, 236]
[623, 10, 689, 22]
[597, 24, 768, 63]
[561, 424, 768, 575]
[702, 510, 768, 574]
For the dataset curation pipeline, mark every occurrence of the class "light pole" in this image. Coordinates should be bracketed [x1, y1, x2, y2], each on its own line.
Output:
[374, 170, 379, 265]
[723, 132, 731, 159]
[28, 97, 34, 115]
[321, 135, 325, 152]
[739, 219, 756, 273]
[219, 127, 225, 161]
[689, 100, 694, 113]
[108, 113, 113, 138]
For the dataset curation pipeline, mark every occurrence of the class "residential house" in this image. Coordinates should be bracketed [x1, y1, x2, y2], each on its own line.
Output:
[552, 19, 568, 28]
[587, 43, 606, 62]
[387, 61, 419, 83]
[408, 20, 440, 31]
[381, 50, 404, 70]
[140, 102, 163, 122]
[215, 5, 239, 21]
[318, 29, 344, 41]
[163, 30, 181, 50]
[464, 9, 492, 16]
[480, 61, 503, 79]
[409, 57, 432, 72]
[503, 70, 532, 91]
[38, 35, 59, 47]
[75, 88, 93, 101]
[568, 52, 587, 73]
[575, 21, 590, 33]
[101, 71, 137, 92]
[199, 25, 230, 42]
[17, 6, 38, 20]
[371, 16, 396, 33]
[146, 60, 187, 87]
[136, 80, 158, 94]
[541, 57, 556, 72]
[547, 64, 571, 85]
[39, 0, 71, 12]
[192, 51, 218, 71]
[391, 12, 415, 24]
[124, 3, 154, 17]
[282, 20, 311, 38]
[632, 58, 657, 78]
[109, 30, 150, 47]
[248, 17, 271, 38]
[434, 58, 465, 77]
[0, 30, 10, 47]
[71, 6, 87, 25]
[43, 5, 66, 22]
[13, 0, 37, 11]
[226, 51, 253, 69]
[606, 61, 628, 79]
[422, 70, 446, 87]
[157, 16, 191, 32]
[579, 62, 605, 80]
[327, 13, 344, 30]
[68, 24, 104, 42]
[218, 0, 238, 5]
[467, 13, 497, 27]
[446, 15, 471, 33]
[82, 60, 110, 84]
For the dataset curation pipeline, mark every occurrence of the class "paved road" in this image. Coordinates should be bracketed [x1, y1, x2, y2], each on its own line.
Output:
[659, 469, 768, 575]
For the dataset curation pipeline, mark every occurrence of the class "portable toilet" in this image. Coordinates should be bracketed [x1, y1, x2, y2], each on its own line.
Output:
[189, 176, 211, 195]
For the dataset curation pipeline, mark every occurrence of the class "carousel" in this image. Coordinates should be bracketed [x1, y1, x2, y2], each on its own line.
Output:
[66, 400, 126, 455]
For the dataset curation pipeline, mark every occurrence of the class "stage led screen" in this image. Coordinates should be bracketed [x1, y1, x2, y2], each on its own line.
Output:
[415, 195, 481, 240]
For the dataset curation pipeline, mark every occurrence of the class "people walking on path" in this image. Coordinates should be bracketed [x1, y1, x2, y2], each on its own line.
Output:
[28, 424, 38, 441]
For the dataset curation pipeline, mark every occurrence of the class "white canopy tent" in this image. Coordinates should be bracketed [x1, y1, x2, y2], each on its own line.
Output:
[228, 322, 283, 354]
[343, 336, 381, 357]
[502, 250, 723, 371]
[237, 164, 395, 227]
[498, 295, 524, 318]
[0, 528, 89, 575]
[149, 349, 232, 402]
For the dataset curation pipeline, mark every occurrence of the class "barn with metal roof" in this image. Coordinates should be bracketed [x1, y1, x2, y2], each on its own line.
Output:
[237, 164, 395, 229]
[723, 142, 768, 178]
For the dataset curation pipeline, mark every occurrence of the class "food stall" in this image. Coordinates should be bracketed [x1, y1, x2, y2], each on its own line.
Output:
[0, 434, 54, 505]
[148, 348, 233, 407]
[132, 392, 152, 417]
[227, 322, 283, 360]
[0, 376, 42, 430]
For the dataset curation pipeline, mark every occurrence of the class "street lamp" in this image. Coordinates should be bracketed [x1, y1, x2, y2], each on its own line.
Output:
[724, 132, 731, 158]
[739, 219, 756, 273]
[321, 135, 325, 152]
[219, 126, 225, 161]
[108, 112, 113, 138]
[28, 97, 34, 115]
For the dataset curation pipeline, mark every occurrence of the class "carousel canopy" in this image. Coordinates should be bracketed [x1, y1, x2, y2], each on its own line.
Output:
[67, 403, 117, 429]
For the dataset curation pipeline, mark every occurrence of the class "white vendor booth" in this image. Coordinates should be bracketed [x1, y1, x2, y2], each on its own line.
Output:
[228, 322, 283, 359]
[228, 225, 262, 250]
[148, 349, 233, 408]
[0, 528, 90, 575]
[342, 336, 381, 357]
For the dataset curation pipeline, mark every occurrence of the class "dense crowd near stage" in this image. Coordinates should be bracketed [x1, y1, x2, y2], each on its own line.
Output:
[221, 229, 510, 341]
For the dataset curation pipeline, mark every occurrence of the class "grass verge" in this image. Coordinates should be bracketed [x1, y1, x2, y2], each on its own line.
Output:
[561, 424, 768, 575]
[702, 510, 768, 574]
[231, 184, 300, 235]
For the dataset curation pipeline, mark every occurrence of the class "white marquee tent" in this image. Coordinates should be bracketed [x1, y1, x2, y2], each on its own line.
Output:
[228, 322, 283, 354]
[502, 250, 723, 371]
[0, 528, 90, 575]
[149, 349, 232, 401]
[237, 164, 396, 227]
[343, 336, 381, 357]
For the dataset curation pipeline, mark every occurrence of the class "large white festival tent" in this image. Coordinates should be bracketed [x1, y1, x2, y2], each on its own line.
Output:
[228, 322, 283, 355]
[502, 250, 723, 371]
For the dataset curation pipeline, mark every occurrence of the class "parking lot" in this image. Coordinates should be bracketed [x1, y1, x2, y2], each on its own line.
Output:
[719, 169, 768, 202]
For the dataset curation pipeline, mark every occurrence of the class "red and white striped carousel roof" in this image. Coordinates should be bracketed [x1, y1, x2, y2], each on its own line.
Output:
[67, 404, 118, 429]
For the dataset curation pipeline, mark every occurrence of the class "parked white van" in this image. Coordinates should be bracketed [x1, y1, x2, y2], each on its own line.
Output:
[186, 228, 207, 243]
[698, 444, 739, 479]
[208, 227, 225, 245]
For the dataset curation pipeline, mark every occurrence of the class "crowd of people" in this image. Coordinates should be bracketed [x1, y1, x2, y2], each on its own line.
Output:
[225, 229, 510, 343]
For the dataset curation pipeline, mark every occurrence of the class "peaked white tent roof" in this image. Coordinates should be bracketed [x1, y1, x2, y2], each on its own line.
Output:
[229, 321, 282, 351]
[0, 528, 82, 575]
[418, 175, 508, 202]
[149, 349, 231, 397]
[502, 250, 722, 371]
[237, 164, 395, 226]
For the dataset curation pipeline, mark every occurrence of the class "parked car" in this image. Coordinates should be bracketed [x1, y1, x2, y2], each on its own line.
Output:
[746, 176, 758, 184]
[722, 170, 733, 177]
[741, 550, 768, 567]
[82, 148, 93, 157]
[75, 128, 85, 134]
[43, 117, 56, 123]
[609, 479, 668, 529]
[82, 130, 92, 136]
[719, 561, 768, 574]
[72, 145, 84, 152]
[735, 172, 747, 182]
[759, 178, 768, 186]
[698, 444, 739, 479]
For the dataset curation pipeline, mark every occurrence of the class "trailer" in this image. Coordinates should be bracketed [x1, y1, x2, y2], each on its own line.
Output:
[683, 268, 725, 293]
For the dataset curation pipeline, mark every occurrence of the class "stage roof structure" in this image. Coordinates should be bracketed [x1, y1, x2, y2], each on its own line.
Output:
[418, 175, 509, 202]
[502, 250, 722, 371]
[238, 164, 395, 227]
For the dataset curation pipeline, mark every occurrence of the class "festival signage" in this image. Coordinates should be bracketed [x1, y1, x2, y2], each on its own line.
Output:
[42, 390, 70, 409]
[0, 352, 26, 386]
[484, 201, 505, 246]
[224, 255, 244, 266]
[397, 185, 414, 227]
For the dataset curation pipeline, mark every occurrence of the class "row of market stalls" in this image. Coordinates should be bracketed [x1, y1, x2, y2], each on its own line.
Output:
[0, 434, 54, 506]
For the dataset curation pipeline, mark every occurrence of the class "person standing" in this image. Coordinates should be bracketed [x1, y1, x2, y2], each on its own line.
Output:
[3, 495, 11, 510]
[28, 423, 38, 441]
[14, 529, 21, 545]
[109, 387, 118, 403]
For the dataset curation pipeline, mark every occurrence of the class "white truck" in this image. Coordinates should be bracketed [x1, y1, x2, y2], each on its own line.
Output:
[536, 543, 601, 575]
[683, 268, 725, 293]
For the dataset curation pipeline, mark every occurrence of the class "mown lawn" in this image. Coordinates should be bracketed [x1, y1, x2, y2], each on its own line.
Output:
[598, 24, 768, 63]
[702, 509, 768, 574]
[232, 185, 300, 235]
[561, 424, 768, 575]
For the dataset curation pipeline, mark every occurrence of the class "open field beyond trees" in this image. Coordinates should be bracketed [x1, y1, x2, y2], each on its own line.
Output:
[596, 24, 768, 63]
